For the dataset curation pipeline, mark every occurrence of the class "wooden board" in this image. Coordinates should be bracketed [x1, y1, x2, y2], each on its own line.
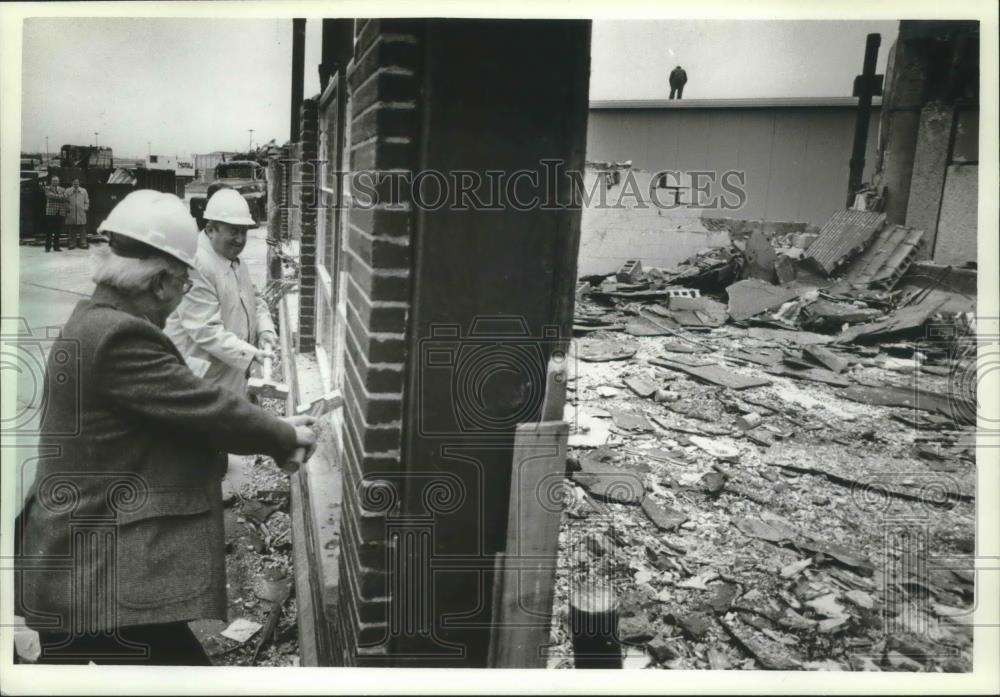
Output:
[649, 357, 772, 390]
[490, 421, 569, 668]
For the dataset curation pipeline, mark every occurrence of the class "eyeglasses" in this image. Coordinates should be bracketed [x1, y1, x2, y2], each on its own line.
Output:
[166, 273, 194, 294]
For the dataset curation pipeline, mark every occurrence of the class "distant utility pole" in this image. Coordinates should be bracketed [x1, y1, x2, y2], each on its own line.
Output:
[249, 129, 255, 150]
[45, 136, 49, 159]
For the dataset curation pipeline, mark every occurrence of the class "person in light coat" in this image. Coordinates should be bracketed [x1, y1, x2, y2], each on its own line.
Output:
[64, 177, 90, 249]
[165, 188, 275, 398]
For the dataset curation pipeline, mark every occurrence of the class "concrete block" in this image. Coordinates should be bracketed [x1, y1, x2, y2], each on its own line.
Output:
[615, 259, 643, 282]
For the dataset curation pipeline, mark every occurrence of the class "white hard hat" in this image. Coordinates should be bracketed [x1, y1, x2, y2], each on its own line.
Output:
[204, 188, 255, 226]
[99, 190, 198, 267]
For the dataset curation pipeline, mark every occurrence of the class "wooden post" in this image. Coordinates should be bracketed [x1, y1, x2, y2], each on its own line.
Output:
[570, 579, 621, 669]
[266, 156, 283, 284]
[488, 355, 569, 667]
[847, 33, 882, 207]
[291, 19, 306, 143]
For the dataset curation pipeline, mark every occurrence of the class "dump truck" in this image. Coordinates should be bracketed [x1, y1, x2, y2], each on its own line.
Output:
[188, 159, 267, 228]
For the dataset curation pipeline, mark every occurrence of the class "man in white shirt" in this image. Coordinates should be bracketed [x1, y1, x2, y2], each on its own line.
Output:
[165, 188, 275, 398]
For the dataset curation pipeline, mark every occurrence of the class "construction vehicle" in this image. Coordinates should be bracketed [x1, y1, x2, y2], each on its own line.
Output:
[188, 159, 267, 227]
[60, 145, 113, 170]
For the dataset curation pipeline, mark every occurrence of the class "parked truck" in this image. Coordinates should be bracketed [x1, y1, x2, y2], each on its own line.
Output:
[188, 159, 267, 228]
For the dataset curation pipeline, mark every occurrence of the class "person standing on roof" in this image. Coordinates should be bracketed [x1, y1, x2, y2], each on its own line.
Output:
[165, 188, 276, 398]
[669, 65, 688, 100]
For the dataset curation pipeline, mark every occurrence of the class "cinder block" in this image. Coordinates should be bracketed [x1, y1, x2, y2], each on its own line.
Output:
[615, 258, 643, 282]
[665, 287, 700, 299]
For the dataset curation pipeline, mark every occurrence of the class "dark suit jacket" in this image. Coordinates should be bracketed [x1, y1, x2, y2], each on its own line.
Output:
[16, 284, 297, 632]
[669, 68, 688, 87]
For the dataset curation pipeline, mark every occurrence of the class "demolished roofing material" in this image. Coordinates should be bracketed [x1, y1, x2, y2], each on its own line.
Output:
[837, 224, 925, 290]
[834, 299, 946, 344]
[802, 209, 886, 276]
[725, 279, 814, 322]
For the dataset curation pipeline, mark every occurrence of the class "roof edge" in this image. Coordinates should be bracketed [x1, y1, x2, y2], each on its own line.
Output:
[590, 97, 883, 110]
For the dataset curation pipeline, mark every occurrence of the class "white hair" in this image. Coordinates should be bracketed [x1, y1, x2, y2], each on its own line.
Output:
[91, 246, 183, 293]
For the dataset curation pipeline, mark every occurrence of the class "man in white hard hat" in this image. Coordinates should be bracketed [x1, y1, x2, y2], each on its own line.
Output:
[165, 188, 276, 397]
[15, 190, 317, 664]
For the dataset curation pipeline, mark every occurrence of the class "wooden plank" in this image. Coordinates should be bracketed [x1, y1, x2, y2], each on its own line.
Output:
[803, 345, 848, 373]
[490, 421, 569, 668]
[283, 295, 343, 666]
[649, 357, 772, 390]
[289, 473, 321, 666]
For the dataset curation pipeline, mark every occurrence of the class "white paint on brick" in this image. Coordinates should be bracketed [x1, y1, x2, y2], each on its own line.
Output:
[345, 243, 411, 278]
[349, 65, 416, 99]
[352, 99, 417, 123]
[349, 222, 411, 246]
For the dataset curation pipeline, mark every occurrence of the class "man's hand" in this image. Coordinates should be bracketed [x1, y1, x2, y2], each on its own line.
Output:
[283, 414, 318, 462]
[254, 346, 274, 364]
[258, 331, 277, 350]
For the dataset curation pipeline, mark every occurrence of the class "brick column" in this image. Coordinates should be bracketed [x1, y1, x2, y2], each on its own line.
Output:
[298, 97, 321, 352]
[338, 18, 422, 666]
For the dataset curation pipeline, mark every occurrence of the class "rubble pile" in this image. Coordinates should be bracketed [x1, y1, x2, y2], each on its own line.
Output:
[549, 209, 977, 671]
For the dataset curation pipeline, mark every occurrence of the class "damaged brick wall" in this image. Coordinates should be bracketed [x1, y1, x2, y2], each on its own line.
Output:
[338, 18, 422, 666]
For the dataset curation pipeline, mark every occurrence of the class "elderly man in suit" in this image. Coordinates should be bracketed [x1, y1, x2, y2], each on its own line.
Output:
[15, 190, 316, 665]
[42, 175, 68, 252]
[64, 177, 90, 249]
[165, 188, 274, 397]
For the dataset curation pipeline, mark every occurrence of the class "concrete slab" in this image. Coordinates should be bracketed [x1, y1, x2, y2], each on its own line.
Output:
[577, 170, 731, 276]
[934, 165, 978, 266]
[906, 104, 954, 257]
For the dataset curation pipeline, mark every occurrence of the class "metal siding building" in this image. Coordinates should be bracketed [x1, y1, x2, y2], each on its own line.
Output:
[586, 98, 882, 226]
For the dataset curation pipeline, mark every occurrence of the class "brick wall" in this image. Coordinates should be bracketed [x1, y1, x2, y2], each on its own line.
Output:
[298, 97, 320, 352]
[338, 18, 423, 666]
